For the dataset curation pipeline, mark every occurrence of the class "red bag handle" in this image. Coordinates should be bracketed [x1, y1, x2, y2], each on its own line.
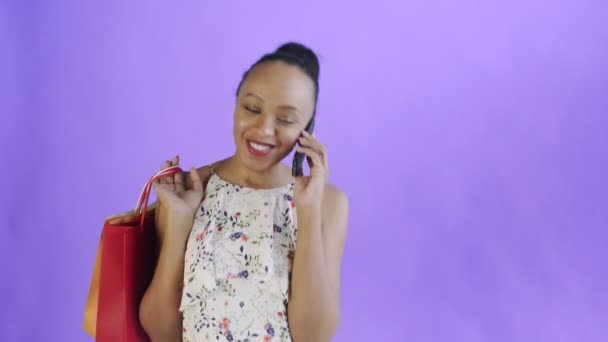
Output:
[134, 166, 183, 228]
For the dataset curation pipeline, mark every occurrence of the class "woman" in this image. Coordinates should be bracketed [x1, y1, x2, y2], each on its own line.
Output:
[139, 42, 349, 342]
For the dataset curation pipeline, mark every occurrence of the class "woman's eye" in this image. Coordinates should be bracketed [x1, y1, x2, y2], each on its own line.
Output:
[244, 105, 260, 113]
[278, 118, 294, 125]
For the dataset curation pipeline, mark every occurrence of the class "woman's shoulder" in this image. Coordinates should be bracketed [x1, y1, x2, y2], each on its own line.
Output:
[323, 183, 348, 205]
[321, 183, 349, 221]
[183, 160, 223, 191]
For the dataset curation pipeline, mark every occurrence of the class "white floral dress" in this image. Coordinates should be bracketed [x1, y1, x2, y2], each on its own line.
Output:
[180, 172, 298, 341]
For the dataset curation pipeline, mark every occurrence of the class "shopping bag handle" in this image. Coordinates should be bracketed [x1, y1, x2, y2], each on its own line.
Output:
[135, 165, 183, 228]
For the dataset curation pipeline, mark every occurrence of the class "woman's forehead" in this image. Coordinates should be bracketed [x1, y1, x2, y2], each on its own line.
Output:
[241, 62, 315, 108]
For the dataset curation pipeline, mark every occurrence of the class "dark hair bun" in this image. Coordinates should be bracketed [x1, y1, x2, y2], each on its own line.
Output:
[235, 41, 321, 101]
[275, 42, 320, 82]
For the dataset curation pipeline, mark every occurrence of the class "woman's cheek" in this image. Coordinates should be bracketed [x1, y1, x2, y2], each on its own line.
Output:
[236, 114, 251, 131]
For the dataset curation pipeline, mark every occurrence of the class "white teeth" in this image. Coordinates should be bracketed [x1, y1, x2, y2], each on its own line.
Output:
[249, 141, 270, 152]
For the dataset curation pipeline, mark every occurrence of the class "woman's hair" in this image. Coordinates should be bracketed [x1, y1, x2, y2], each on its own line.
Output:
[236, 42, 320, 106]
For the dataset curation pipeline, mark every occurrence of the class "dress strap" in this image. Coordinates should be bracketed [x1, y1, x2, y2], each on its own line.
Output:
[208, 163, 217, 174]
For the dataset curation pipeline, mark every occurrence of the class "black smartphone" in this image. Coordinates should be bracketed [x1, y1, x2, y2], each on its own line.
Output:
[291, 116, 316, 177]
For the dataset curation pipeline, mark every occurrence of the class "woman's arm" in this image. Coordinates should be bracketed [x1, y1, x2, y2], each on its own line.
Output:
[139, 164, 211, 341]
[288, 185, 349, 342]
[139, 224, 190, 341]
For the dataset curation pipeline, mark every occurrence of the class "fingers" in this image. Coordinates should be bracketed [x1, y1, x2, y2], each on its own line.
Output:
[158, 155, 180, 185]
[152, 181, 170, 203]
[159, 160, 171, 184]
[189, 167, 203, 192]
[173, 157, 186, 193]
[167, 155, 179, 185]
[295, 145, 323, 169]
[298, 132, 328, 168]
[159, 159, 170, 173]
[155, 156, 179, 221]
[300, 132, 325, 156]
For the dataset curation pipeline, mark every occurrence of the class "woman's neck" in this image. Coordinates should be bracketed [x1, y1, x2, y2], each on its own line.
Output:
[216, 156, 292, 189]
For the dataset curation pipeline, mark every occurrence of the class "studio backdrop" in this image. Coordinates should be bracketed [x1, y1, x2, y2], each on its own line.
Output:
[1, 0, 606, 341]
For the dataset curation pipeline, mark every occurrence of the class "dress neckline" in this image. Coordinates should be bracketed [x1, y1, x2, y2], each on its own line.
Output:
[208, 166, 294, 193]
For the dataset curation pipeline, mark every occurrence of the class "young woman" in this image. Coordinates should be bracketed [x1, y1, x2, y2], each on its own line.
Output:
[139, 42, 349, 342]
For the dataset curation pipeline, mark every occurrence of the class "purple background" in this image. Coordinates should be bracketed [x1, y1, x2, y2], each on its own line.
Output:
[2, 0, 607, 341]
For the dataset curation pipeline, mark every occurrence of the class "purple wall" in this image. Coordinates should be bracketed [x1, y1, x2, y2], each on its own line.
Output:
[1, 0, 607, 341]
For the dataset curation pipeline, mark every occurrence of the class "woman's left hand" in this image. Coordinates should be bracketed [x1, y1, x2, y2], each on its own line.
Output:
[294, 130, 328, 209]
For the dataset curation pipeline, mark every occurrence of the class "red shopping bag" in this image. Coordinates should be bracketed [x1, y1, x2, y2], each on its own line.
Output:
[84, 166, 183, 341]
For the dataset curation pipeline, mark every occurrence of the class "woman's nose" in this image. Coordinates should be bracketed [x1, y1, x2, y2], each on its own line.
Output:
[254, 114, 275, 135]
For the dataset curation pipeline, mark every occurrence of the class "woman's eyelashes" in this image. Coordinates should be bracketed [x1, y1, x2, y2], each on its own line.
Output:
[278, 118, 295, 125]
[244, 105, 261, 113]
[244, 105, 295, 125]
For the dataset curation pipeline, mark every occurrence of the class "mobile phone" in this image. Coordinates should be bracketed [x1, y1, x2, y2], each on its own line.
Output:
[291, 116, 316, 177]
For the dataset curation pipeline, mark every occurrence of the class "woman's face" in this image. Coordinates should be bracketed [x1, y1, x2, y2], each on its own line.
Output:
[233, 61, 316, 172]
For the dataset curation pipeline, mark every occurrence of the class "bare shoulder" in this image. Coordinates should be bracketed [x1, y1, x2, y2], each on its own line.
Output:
[183, 164, 216, 191]
[321, 183, 349, 230]
[323, 183, 348, 207]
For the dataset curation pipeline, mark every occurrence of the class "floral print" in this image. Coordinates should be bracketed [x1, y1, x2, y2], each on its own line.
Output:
[180, 173, 297, 341]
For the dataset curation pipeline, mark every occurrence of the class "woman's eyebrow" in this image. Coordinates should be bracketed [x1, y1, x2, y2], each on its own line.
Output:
[245, 93, 299, 112]
[277, 105, 299, 112]
[245, 92, 264, 101]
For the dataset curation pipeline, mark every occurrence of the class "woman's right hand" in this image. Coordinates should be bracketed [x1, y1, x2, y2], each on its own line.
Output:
[153, 155, 204, 242]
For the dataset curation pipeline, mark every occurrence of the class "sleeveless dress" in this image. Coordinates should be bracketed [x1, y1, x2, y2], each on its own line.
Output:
[180, 171, 298, 341]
